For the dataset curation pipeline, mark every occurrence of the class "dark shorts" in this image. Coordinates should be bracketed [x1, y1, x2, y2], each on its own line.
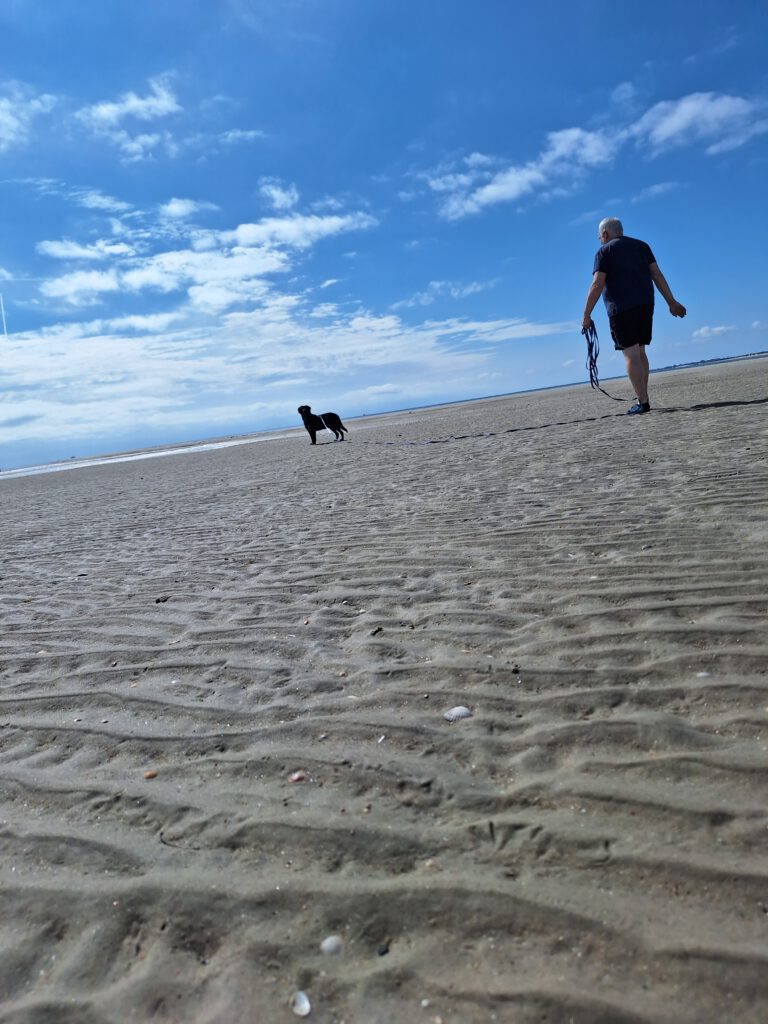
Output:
[609, 304, 654, 350]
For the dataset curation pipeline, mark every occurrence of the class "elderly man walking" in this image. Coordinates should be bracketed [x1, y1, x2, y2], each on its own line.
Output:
[582, 217, 687, 414]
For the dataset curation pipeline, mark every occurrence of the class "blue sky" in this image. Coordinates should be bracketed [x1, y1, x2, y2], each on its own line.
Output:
[1, 0, 767, 470]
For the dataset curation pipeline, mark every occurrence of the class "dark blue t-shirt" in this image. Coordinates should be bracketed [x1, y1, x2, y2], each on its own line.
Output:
[593, 236, 656, 316]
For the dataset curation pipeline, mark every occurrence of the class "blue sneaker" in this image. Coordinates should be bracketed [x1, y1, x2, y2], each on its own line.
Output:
[627, 401, 651, 415]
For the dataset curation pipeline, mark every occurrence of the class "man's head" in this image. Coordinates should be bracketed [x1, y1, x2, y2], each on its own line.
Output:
[598, 217, 623, 244]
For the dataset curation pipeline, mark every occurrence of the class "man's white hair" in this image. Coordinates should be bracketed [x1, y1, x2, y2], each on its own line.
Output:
[599, 217, 623, 238]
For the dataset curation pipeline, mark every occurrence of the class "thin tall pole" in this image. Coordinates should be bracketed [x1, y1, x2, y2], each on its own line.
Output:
[0, 293, 6, 337]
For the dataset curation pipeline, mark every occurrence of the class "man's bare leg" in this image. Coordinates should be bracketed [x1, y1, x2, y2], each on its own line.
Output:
[640, 345, 650, 398]
[624, 344, 650, 405]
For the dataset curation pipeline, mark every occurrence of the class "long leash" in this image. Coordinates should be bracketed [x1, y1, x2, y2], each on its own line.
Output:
[582, 319, 624, 401]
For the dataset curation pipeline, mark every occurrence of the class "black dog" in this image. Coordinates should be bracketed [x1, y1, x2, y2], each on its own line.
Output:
[297, 405, 348, 445]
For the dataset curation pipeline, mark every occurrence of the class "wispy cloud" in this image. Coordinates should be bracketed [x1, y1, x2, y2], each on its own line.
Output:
[393, 278, 498, 310]
[37, 239, 134, 260]
[159, 197, 219, 219]
[218, 128, 266, 144]
[40, 269, 121, 304]
[35, 198, 377, 311]
[221, 211, 377, 250]
[76, 75, 180, 128]
[75, 76, 182, 162]
[611, 81, 639, 108]
[630, 181, 680, 203]
[425, 90, 767, 219]
[692, 325, 736, 338]
[0, 82, 56, 152]
[259, 178, 300, 210]
[428, 125, 612, 220]
[629, 92, 768, 155]
[684, 26, 740, 65]
[22, 180, 133, 213]
[71, 187, 133, 212]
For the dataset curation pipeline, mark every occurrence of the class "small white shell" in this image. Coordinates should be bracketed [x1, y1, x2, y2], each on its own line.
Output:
[443, 705, 472, 722]
[320, 934, 344, 955]
[290, 990, 311, 1017]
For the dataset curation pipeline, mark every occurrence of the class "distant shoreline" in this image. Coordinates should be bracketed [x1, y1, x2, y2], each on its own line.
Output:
[3, 349, 766, 480]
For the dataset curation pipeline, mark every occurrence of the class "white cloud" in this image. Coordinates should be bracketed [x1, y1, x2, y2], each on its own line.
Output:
[0, 83, 56, 152]
[427, 170, 480, 194]
[219, 128, 266, 144]
[320, 278, 340, 288]
[630, 181, 680, 203]
[443, 166, 545, 219]
[464, 152, 495, 168]
[312, 196, 345, 212]
[423, 316, 576, 343]
[223, 211, 377, 249]
[393, 278, 498, 310]
[98, 313, 180, 333]
[37, 239, 134, 260]
[34, 193, 371, 314]
[684, 26, 740, 65]
[121, 246, 287, 300]
[350, 383, 402, 397]
[71, 188, 132, 213]
[77, 76, 180, 129]
[692, 325, 736, 338]
[308, 302, 339, 319]
[611, 81, 638, 107]
[160, 198, 219, 219]
[37, 240, 286, 308]
[630, 92, 768, 155]
[259, 178, 300, 210]
[40, 269, 121, 304]
[427, 90, 767, 219]
[75, 77, 182, 162]
[539, 127, 613, 169]
[570, 209, 601, 227]
[110, 130, 169, 162]
[430, 125, 611, 220]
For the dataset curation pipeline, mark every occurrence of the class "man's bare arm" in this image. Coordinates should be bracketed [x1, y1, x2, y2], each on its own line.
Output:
[650, 263, 686, 317]
[582, 271, 606, 329]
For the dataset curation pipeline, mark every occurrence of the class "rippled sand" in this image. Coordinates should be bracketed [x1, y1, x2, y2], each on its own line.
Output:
[2, 359, 767, 1023]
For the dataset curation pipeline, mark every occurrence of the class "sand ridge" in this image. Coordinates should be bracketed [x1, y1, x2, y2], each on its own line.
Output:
[1, 359, 767, 1022]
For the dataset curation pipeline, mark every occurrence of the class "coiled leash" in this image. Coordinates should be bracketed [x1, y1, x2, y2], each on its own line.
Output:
[582, 319, 623, 401]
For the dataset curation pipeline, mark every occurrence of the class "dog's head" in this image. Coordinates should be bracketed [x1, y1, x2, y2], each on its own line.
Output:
[297, 405, 312, 417]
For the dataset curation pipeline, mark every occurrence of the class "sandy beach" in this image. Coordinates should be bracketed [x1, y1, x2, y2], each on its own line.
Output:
[1, 358, 767, 1024]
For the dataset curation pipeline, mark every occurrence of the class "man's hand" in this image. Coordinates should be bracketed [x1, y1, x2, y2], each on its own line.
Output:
[668, 300, 687, 318]
[582, 314, 593, 331]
